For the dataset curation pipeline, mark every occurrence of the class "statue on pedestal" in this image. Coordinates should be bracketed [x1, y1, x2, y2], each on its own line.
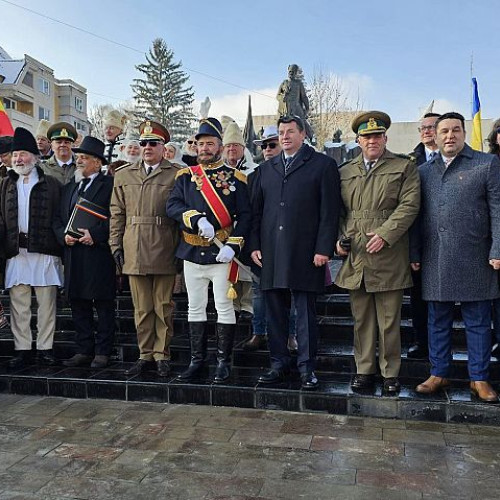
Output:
[276, 64, 313, 140]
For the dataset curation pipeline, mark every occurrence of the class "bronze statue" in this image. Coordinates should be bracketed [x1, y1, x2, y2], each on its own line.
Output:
[276, 64, 313, 139]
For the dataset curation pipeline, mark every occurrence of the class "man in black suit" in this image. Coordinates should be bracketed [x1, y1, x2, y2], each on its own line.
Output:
[250, 115, 341, 390]
[53, 136, 116, 368]
[408, 112, 440, 359]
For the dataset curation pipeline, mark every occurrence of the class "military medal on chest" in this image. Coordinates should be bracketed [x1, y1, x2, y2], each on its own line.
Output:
[208, 170, 236, 196]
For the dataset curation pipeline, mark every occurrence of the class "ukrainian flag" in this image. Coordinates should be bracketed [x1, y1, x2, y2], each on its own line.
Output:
[471, 77, 483, 151]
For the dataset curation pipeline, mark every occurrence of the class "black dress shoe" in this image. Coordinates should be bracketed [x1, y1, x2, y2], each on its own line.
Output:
[156, 359, 170, 377]
[64, 354, 93, 367]
[8, 350, 31, 369]
[407, 344, 429, 359]
[125, 359, 149, 376]
[351, 374, 375, 390]
[242, 335, 267, 351]
[301, 372, 319, 390]
[238, 310, 253, 322]
[383, 377, 401, 394]
[37, 350, 58, 366]
[258, 368, 290, 384]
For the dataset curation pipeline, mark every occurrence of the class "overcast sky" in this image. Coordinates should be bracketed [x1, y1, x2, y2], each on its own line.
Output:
[1, 0, 498, 125]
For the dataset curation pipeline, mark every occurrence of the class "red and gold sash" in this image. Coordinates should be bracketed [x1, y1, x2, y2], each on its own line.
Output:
[189, 165, 239, 291]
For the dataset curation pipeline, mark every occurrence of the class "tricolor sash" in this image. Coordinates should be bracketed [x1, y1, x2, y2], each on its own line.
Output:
[189, 165, 239, 290]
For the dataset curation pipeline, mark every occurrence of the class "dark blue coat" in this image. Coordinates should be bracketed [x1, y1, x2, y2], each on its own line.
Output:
[249, 144, 341, 292]
[166, 162, 251, 264]
[415, 144, 500, 301]
[53, 172, 116, 300]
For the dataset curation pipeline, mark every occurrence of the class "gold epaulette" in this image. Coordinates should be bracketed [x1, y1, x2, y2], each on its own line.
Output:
[175, 167, 191, 179]
[232, 168, 247, 184]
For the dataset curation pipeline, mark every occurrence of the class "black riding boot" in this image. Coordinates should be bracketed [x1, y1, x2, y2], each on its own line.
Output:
[214, 323, 235, 383]
[178, 322, 208, 381]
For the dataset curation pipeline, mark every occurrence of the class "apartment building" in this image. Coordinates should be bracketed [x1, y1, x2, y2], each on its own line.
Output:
[0, 47, 89, 134]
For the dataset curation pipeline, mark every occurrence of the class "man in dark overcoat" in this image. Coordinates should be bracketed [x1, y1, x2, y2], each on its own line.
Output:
[250, 115, 341, 389]
[53, 136, 116, 369]
[413, 112, 500, 403]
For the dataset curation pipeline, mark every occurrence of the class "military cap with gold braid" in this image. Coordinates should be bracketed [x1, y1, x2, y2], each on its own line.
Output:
[139, 120, 170, 142]
[47, 122, 78, 142]
[352, 111, 391, 136]
[195, 117, 223, 141]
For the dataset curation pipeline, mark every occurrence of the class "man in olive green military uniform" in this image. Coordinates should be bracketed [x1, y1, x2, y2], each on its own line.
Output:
[42, 122, 78, 184]
[335, 111, 420, 394]
[109, 120, 180, 377]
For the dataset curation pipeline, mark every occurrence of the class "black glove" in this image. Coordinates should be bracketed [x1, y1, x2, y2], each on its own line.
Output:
[113, 249, 125, 273]
[339, 236, 351, 252]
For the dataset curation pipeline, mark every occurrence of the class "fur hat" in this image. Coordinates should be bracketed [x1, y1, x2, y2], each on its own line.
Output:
[12, 127, 39, 155]
[0, 136, 13, 155]
[104, 110, 127, 130]
[223, 122, 245, 147]
[35, 119, 51, 139]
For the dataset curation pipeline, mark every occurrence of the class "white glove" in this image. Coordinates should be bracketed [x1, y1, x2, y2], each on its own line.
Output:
[197, 217, 215, 240]
[216, 245, 235, 263]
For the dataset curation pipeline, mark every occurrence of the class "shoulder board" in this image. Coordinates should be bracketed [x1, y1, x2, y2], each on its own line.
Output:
[114, 162, 131, 173]
[232, 168, 248, 184]
[175, 167, 191, 179]
[394, 153, 412, 160]
[338, 160, 351, 169]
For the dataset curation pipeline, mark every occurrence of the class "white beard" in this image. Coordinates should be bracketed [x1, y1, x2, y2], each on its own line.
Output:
[13, 163, 36, 176]
[124, 153, 141, 163]
[74, 170, 85, 183]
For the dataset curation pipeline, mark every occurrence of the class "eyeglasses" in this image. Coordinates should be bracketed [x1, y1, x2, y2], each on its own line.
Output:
[418, 125, 435, 132]
[262, 142, 278, 150]
[187, 140, 197, 145]
[139, 140, 163, 147]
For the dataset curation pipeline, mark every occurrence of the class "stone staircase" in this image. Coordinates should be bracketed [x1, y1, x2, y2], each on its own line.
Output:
[0, 282, 499, 425]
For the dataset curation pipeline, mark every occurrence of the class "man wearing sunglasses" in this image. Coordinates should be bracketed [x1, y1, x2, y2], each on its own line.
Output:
[109, 120, 180, 378]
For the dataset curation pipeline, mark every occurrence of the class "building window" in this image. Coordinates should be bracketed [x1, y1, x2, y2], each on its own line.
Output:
[38, 77, 50, 95]
[22, 71, 34, 88]
[3, 98, 16, 110]
[38, 106, 50, 121]
[74, 96, 83, 112]
[74, 121, 86, 132]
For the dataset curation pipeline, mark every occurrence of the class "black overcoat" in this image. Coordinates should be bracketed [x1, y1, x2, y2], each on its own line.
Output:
[53, 172, 116, 300]
[249, 144, 341, 292]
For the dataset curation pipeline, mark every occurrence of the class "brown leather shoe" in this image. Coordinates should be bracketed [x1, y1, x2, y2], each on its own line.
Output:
[470, 381, 499, 403]
[415, 375, 450, 394]
[243, 335, 267, 351]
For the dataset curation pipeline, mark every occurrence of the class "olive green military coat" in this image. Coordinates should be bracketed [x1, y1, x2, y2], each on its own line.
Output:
[109, 159, 180, 275]
[335, 149, 420, 292]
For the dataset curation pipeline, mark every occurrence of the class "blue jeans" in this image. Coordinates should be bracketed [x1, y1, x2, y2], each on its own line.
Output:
[428, 300, 491, 381]
[251, 281, 297, 336]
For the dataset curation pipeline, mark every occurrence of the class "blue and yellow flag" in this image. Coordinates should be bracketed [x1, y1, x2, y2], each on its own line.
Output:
[471, 77, 483, 151]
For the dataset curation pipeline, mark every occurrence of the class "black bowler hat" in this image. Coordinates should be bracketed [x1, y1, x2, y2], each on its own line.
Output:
[0, 136, 13, 154]
[11, 127, 38, 155]
[72, 136, 108, 165]
[195, 117, 223, 141]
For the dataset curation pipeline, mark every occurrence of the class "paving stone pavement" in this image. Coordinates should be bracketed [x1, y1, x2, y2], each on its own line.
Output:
[0, 394, 499, 499]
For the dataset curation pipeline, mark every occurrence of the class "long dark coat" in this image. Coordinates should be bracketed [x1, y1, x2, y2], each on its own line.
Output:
[53, 172, 116, 300]
[249, 144, 340, 292]
[415, 144, 500, 301]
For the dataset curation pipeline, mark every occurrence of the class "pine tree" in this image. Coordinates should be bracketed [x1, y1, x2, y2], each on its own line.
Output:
[131, 38, 196, 140]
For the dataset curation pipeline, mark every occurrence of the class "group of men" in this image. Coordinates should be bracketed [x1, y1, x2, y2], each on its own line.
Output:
[1, 106, 499, 403]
